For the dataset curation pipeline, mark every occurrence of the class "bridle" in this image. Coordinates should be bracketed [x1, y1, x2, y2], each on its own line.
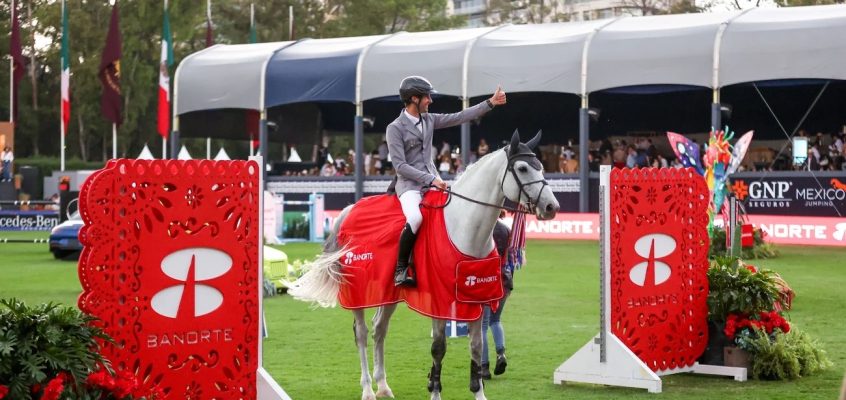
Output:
[500, 150, 549, 214]
[424, 148, 548, 214]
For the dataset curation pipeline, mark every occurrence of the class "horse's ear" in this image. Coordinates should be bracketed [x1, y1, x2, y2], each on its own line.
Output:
[526, 130, 542, 150]
[509, 130, 520, 156]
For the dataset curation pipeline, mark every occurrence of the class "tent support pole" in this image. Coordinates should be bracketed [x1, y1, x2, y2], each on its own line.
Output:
[260, 109, 268, 186]
[354, 103, 364, 201]
[170, 116, 180, 160]
[461, 98, 470, 167]
[711, 89, 721, 132]
[578, 97, 589, 213]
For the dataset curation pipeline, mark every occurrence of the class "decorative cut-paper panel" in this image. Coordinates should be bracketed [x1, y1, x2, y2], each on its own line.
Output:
[609, 167, 710, 372]
[78, 159, 260, 398]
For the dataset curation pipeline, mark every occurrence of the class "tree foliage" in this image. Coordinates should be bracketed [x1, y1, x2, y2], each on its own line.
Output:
[0, 0, 465, 162]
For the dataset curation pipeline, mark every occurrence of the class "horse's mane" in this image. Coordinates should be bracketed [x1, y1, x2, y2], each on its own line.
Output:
[452, 148, 505, 187]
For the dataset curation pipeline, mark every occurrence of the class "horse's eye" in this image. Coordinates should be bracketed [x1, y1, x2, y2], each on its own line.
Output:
[518, 166, 528, 173]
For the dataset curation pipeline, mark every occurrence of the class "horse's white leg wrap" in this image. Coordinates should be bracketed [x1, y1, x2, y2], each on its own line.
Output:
[373, 304, 397, 398]
[468, 319, 488, 400]
[353, 310, 376, 400]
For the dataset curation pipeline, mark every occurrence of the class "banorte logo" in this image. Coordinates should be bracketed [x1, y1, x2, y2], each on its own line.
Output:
[150, 248, 232, 319]
[343, 250, 373, 265]
[628, 234, 676, 287]
[464, 275, 498, 287]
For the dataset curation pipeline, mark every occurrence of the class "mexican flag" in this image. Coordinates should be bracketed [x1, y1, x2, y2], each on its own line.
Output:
[157, 1, 173, 139]
[60, 0, 70, 134]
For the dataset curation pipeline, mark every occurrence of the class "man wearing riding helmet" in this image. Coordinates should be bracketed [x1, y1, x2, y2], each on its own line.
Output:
[388, 76, 507, 287]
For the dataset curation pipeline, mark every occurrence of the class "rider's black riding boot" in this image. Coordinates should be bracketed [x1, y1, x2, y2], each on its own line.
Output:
[393, 223, 418, 287]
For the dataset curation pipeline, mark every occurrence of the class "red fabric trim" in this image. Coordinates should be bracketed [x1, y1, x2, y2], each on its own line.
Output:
[337, 191, 503, 321]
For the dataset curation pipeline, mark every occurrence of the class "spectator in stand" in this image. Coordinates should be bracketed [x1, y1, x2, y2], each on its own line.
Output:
[1, 147, 13, 181]
[438, 154, 452, 175]
[439, 140, 451, 158]
[626, 145, 638, 168]
[588, 151, 601, 172]
[561, 146, 575, 161]
[320, 162, 337, 177]
[378, 139, 390, 174]
[454, 157, 466, 175]
[477, 138, 490, 159]
[646, 139, 658, 162]
[809, 141, 821, 170]
[834, 132, 844, 154]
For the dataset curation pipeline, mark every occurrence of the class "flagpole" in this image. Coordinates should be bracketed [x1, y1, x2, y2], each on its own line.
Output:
[9, 2, 15, 124]
[288, 5, 293, 40]
[60, 0, 65, 171]
[249, 140, 254, 156]
[206, 137, 211, 159]
[112, 123, 117, 159]
[60, 125, 65, 171]
[162, 0, 168, 160]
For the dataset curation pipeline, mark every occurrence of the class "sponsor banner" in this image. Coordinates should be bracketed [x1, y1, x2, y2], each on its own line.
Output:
[714, 215, 846, 247]
[329, 210, 843, 246]
[0, 210, 59, 231]
[729, 175, 846, 217]
[323, 210, 601, 241]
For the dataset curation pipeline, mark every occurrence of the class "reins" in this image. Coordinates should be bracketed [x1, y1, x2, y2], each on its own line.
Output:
[421, 150, 548, 215]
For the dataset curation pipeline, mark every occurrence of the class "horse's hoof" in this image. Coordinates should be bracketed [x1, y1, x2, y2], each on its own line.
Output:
[362, 388, 377, 400]
[375, 386, 394, 398]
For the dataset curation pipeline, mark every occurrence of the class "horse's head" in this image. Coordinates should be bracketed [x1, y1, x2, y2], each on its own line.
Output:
[502, 130, 560, 220]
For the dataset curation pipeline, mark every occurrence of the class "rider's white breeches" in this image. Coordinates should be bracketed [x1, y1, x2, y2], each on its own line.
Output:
[399, 190, 423, 234]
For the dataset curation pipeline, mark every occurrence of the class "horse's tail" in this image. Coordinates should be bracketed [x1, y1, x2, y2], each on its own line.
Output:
[287, 205, 352, 307]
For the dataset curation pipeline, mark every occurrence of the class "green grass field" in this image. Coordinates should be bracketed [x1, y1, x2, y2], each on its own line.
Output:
[1, 231, 844, 399]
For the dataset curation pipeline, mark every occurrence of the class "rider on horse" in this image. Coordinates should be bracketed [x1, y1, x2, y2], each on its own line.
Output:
[387, 76, 507, 287]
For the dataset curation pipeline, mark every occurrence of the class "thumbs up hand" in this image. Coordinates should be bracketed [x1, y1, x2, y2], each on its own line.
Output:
[490, 85, 507, 106]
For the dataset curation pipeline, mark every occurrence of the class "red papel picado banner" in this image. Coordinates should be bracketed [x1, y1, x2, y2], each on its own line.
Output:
[609, 167, 710, 372]
[78, 159, 260, 398]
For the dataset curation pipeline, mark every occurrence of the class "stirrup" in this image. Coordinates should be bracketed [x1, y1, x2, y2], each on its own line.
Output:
[394, 264, 416, 287]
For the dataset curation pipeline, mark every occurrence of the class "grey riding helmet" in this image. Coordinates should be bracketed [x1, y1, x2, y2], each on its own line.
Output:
[399, 76, 437, 104]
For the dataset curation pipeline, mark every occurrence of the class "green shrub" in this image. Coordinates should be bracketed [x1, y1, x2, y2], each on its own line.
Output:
[706, 256, 783, 322]
[0, 299, 107, 399]
[709, 226, 779, 259]
[747, 326, 832, 380]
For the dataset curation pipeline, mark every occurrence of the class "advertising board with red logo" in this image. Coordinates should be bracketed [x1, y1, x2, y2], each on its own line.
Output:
[77, 159, 285, 399]
[729, 172, 846, 217]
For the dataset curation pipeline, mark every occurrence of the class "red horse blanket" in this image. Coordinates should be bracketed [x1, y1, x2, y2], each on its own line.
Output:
[337, 192, 503, 321]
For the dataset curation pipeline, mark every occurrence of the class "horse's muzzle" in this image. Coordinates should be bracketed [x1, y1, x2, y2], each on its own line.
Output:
[536, 198, 560, 220]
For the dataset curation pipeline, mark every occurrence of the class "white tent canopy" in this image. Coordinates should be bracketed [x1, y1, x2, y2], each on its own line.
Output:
[359, 27, 497, 100]
[177, 145, 192, 160]
[586, 12, 736, 92]
[467, 21, 605, 97]
[719, 6, 846, 86]
[137, 144, 154, 160]
[214, 147, 231, 161]
[173, 4, 846, 116]
[174, 41, 293, 115]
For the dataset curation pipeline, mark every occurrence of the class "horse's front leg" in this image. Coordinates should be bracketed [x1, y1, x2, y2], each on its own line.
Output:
[468, 318, 488, 400]
[372, 304, 398, 398]
[429, 319, 447, 400]
[353, 309, 376, 400]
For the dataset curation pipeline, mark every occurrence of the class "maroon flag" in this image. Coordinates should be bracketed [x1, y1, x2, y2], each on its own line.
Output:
[9, 0, 25, 122]
[99, 2, 122, 125]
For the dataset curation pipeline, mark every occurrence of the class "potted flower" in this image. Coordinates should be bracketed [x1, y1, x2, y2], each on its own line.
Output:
[722, 310, 791, 368]
[700, 256, 783, 365]
[0, 299, 163, 400]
